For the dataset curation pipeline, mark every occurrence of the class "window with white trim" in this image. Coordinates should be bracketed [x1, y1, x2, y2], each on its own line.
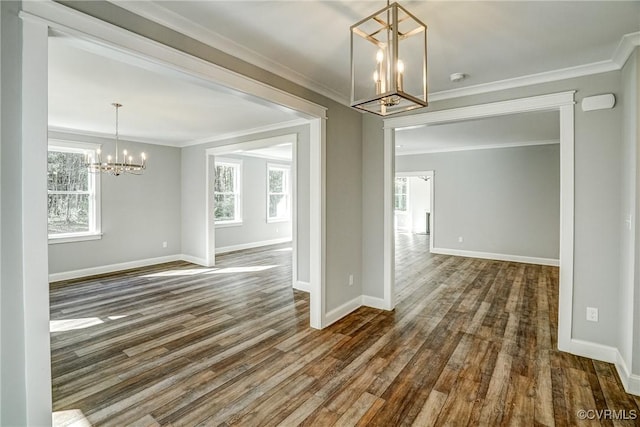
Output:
[214, 159, 242, 224]
[267, 164, 291, 222]
[394, 177, 408, 211]
[48, 141, 101, 242]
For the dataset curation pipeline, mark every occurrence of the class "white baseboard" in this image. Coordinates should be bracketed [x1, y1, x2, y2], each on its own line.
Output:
[615, 349, 640, 396]
[324, 296, 362, 328]
[569, 338, 618, 363]
[431, 247, 559, 267]
[215, 237, 292, 254]
[48, 254, 183, 282]
[293, 281, 311, 293]
[567, 339, 640, 397]
[362, 295, 391, 310]
[324, 294, 394, 328]
[180, 254, 211, 267]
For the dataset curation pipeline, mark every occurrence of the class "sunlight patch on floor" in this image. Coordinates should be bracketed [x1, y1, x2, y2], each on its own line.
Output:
[142, 268, 217, 277]
[205, 265, 279, 274]
[272, 247, 292, 252]
[50, 317, 104, 332]
[53, 409, 92, 427]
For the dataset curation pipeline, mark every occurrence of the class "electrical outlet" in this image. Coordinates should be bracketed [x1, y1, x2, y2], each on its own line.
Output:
[348, 274, 354, 286]
[586, 307, 599, 322]
[162, 241, 168, 248]
[458, 236, 464, 243]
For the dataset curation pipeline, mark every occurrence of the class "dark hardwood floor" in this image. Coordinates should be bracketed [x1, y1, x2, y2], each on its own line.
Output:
[50, 234, 640, 426]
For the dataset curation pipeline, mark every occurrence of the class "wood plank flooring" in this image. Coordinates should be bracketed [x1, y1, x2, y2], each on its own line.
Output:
[50, 234, 640, 426]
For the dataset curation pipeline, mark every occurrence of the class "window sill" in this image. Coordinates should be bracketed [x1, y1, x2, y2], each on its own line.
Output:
[215, 221, 243, 229]
[48, 233, 103, 245]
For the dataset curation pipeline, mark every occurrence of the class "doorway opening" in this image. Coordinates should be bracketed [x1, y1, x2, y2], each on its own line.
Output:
[383, 92, 575, 352]
[206, 133, 308, 291]
[21, 2, 328, 422]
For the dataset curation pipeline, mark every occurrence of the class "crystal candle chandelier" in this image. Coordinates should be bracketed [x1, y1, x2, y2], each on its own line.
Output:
[86, 103, 146, 176]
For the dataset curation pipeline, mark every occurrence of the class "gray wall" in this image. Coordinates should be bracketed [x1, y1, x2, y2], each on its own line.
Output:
[325, 106, 363, 309]
[620, 48, 640, 376]
[47, 132, 182, 275]
[363, 71, 624, 348]
[212, 154, 292, 250]
[396, 144, 560, 260]
[182, 125, 310, 280]
[362, 114, 385, 299]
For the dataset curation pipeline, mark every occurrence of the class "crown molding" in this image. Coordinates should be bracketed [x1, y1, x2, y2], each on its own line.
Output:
[612, 31, 640, 68]
[49, 118, 308, 149]
[100, 3, 640, 108]
[396, 139, 559, 156]
[180, 119, 309, 148]
[48, 126, 180, 147]
[112, 1, 349, 106]
[430, 32, 639, 102]
[429, 60, 618, 102]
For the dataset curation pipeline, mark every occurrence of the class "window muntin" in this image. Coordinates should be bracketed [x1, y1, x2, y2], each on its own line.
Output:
[48, 141, 101, 241]
[214, 159, 242, 224]
[395, 177, 408, 211]
[267, 164, 290, 222]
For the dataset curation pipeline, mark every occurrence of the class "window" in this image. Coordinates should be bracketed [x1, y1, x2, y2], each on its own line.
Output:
[214, 159, 242, 224]
[395, 177, 408, 211]
[267, 164, 291, 222]
[48, 141, 101, 242]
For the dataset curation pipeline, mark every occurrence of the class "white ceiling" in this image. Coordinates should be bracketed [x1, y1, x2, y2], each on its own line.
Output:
[48, 34, 303, 147]
[49, 1, 639, 150]
[395, 110, 559, 155]
[118, 0, 640, 104]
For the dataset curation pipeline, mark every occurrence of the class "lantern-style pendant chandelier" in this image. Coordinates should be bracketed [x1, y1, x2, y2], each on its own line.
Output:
[86, 103, 146, 176]
[350, 1, 428, 116]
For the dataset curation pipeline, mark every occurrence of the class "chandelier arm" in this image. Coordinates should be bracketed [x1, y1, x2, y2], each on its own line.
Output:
[352, 27, 386, 48]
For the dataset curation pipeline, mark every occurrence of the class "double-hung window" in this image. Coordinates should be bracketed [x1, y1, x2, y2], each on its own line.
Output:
[267, 164, 290, 222]
[47, 140, 101, 243]
[214, 159, 242, 225]
[394, 177, 408, 211]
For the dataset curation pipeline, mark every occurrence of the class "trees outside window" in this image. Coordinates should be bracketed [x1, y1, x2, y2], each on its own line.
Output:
[267, 164, 290, 222]
[395, 177, 408, 211]
[48, 141, 100, 241]
[214, 159, 242, 224]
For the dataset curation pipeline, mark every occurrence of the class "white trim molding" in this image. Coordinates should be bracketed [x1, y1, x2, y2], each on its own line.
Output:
[385, 92, 576, 130]
[48, 254, 184, 282]
[431, 248, 560, 267]
[566, 339, 640, 396]
[612, 32, 640, 69]
[324, 296, 362, 328]
[395, 139, 559, 156]
[362, 295, 390, 311]
[325, 295, 396, 327]
[181, 254, 211, 267]
[615, 350, 640, 396]
[215, 238, 292, 255]
[183, 119, 308, 148]
[293, 281, 311, 293]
